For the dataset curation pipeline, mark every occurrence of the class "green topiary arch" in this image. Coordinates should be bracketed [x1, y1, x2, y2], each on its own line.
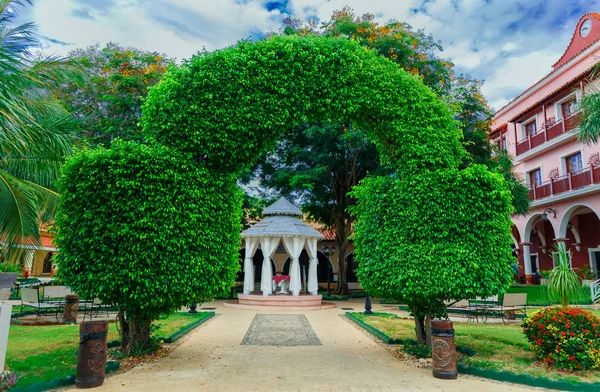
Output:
[141, 35, 465, 176]
[56, 35, 513, 350]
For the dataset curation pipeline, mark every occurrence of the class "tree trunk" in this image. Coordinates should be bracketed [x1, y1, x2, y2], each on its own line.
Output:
[414, 314, 427, 345]
[334, 241, 350, 295]
[118, 310, 152, 355]
[333, 215, 352, 296]
[425, 313, 432, 348]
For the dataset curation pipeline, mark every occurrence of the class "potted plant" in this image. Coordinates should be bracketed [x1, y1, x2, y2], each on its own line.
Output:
[579, 264, 595, 286]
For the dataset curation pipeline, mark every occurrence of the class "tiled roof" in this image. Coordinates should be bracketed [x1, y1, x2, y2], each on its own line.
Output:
[241, 215, 324, 238]
[262, 197, 302, 216]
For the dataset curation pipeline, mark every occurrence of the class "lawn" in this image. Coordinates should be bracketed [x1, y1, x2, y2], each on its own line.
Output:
[351, 312, 600, 385]
[507, 285, 592, 305]
[6, 312, 212, 388]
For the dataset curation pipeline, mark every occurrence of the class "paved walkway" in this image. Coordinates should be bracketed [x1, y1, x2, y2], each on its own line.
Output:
[89, 299, 541, 392]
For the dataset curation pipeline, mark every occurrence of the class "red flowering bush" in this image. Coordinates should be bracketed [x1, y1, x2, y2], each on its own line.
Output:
[522, 307, 600, 370]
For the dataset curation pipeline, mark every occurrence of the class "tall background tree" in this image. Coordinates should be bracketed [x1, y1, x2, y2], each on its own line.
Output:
[247, 7, 528, 294]
[578, 65, 600, 144]
[0, 0, 79, 261]
[53, 42, 172, 146]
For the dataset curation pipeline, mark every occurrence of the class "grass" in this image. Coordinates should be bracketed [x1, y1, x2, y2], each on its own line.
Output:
[506, 285, 592, 305]
[6, 312, 212, 388]
[352, 313, 600, 385]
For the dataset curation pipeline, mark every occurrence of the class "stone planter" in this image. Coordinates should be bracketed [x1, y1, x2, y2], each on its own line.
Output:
[540, 278, 548, 286]
[0, 272, 17, 300]
[582, 280, 595, 287]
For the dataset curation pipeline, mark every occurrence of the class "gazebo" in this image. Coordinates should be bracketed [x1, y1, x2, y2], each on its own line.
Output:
[228, 197, 334, 309]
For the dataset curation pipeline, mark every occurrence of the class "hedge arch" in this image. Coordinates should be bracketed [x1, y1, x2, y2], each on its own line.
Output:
[141, 35, 464, 176]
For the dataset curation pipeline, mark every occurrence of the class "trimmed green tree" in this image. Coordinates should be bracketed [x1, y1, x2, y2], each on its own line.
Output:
[350, 165, 515, 344]
[54, 141, 241, 353]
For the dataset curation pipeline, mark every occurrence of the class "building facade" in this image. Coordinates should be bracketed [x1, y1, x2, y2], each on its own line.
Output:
[491, 12, 600, 284]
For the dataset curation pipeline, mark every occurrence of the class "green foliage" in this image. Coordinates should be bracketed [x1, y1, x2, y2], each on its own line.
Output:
[548, 246, 583, 309]
[54, 140, 242, 323]
[578, 65, 600, 144]
[141, 35, 464, 176]
[402, 340, 432, 358]
[539, 270, 552, 279]
[54, 42, 172, 146]
[0, 0, 80, 256]
[350, 164, 515, 319]
[522, 307, 600, 370]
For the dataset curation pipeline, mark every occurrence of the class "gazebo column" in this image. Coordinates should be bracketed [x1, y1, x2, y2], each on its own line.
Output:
[283, 236, 303, 296]
[243, 237, 259, 295]
[259, 236, 279, 296]
[305, 238, 319, 295]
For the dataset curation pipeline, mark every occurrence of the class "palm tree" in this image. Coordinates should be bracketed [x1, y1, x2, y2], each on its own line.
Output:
[578, 63, 600, 144]
[0, 0, 80, 264]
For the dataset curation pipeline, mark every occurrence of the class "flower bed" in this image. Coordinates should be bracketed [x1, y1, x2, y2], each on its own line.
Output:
[522, 307, 600, 371]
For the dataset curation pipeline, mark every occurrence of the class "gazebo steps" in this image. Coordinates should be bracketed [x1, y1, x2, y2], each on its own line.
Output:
[223, 294, 336, 310]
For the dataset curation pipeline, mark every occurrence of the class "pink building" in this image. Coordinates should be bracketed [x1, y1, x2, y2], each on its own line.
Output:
[491, 12, 600, 285]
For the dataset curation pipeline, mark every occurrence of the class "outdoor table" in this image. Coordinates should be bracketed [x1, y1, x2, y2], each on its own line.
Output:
[272, 275, 291, 294]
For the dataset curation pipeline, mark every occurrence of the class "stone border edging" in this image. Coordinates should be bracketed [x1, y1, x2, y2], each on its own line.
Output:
[161, 312, 214, 343]
[347, 311, 600, 391]
[10, 361, 120, 392]
[107, 312, 215, 347]
[457, 364, 600, 392]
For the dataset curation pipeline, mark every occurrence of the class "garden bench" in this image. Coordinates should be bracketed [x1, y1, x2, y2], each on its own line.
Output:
[19, 288, 62, 321]
[485, 293, 527, 323]
[82, 298, 110, 322]
[42, 285, 75, 301]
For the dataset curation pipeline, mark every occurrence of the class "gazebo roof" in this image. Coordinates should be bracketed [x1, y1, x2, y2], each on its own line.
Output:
[262, 197, 302, 216]
[241, 197, 324, 239]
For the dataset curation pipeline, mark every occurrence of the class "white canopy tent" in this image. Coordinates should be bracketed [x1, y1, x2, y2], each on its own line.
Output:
[241, 197, 324, 296]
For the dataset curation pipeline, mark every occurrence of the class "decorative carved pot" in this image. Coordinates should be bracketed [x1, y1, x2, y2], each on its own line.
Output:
[431, 319, 457, 380]
[76, 320, 108, 388]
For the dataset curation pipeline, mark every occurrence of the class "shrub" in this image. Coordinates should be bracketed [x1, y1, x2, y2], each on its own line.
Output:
[522, 307, 600, 370]
[548, 246, 583, 308]
[0, 370, 18, 390]
[402, 339, 431, 359]
[55, 141, 242, 354]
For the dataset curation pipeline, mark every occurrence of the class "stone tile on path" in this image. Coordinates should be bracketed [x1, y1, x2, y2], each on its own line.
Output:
[79, 299, 547, 392]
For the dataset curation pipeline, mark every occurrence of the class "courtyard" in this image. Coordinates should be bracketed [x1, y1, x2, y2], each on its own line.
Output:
[76, 300, 537, 392]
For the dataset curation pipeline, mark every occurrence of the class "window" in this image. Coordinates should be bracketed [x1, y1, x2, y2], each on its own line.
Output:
[528, 168, 542, 187]
[562, 99, 577, 118]
[524, 120, 537, 137]
[501, 136, 507, 151]
[565, 152, 583, 174]
[552, 251, 572, 268]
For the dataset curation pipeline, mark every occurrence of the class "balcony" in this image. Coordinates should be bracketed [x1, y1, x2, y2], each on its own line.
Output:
[528, 165, 600, 201]
[516, 112, 582, 156]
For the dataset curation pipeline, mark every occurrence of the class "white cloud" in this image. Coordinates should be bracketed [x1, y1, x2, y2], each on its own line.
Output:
[29, 0, 600, 109]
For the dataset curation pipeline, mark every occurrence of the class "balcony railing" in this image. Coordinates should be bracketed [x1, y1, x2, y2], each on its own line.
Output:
[515, 112, 582, 156]
[528, 165, 600, 201]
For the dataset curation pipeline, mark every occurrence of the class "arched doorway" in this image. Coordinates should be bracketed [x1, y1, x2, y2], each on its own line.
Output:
[346, 252, 358, 283]
[558, 204, 600, 276]
[42, 252, 53, 274]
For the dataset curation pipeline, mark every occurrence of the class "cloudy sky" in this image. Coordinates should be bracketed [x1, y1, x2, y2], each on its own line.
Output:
[22, 0, 600, 111]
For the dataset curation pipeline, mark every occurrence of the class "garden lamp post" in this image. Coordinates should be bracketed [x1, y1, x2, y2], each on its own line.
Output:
[321, 244, 335, 297]
[364, 293, 373, 315]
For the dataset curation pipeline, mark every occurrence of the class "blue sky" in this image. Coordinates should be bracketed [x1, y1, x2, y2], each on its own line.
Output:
[25, 0, 600, 110]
